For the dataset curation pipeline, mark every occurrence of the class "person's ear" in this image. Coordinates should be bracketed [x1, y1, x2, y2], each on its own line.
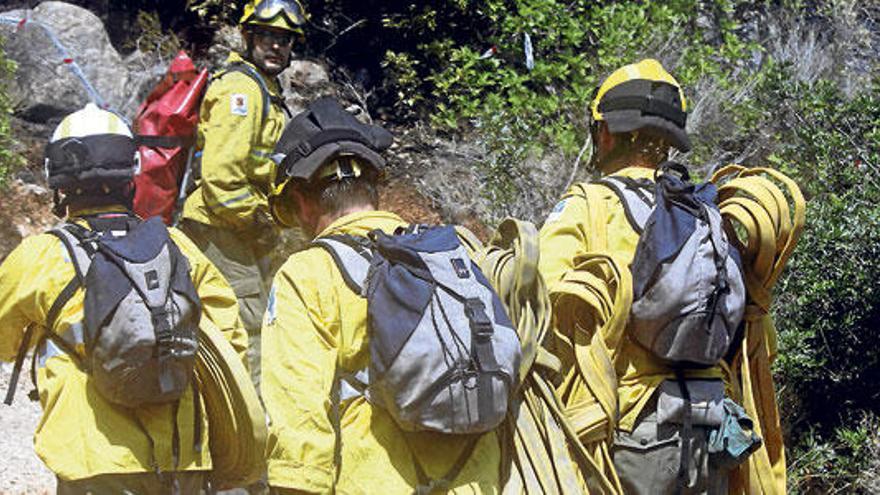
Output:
[289, 187, 318, 233]
[597, 121, 615, 151]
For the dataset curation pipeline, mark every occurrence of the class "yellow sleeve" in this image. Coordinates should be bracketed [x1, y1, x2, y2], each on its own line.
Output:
[197, 73, 270, 230]
[538, 192, 592, 291]
[0, 235, 71, 361]
[171, 228, 249, 365]
[262, 256, 339, 493]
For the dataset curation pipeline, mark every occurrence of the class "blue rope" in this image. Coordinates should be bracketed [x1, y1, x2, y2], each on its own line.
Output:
[0, 14, 109, 110]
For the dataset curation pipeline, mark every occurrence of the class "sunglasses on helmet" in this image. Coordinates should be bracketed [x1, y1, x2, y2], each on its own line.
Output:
[249, 0, 307, 27]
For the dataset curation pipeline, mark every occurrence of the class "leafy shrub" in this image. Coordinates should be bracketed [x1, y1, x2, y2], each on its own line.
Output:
[123, 10, 181, 58]
[0, 35, 20, 188]
[770, 71, 880, 494]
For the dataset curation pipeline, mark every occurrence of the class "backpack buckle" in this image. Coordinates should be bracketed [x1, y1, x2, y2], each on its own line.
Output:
[464, 298, 493, 340]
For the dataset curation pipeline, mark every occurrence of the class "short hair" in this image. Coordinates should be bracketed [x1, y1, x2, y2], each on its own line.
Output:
[58, 183, 134, 217]
[300, 174, 379, 217]
[599, 121, 673, 166]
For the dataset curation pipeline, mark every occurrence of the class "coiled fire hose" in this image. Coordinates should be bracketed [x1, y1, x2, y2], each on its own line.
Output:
[195, 321, 267, 490]
[711, 165, 806, 495]
[462, 219, 622, 494]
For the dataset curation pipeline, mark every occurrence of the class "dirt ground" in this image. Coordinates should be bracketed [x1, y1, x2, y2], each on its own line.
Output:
[0, 361, 55, 494]
[0, 178, 57, 494]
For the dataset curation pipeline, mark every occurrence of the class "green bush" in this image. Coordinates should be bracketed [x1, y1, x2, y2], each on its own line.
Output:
[0, 35, 20, 188]
[770, 72, 880, 494]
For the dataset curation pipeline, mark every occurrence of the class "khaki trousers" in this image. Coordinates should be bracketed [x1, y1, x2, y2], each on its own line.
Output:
[612, 404, 728, 494]
[180, 220, 274, 388]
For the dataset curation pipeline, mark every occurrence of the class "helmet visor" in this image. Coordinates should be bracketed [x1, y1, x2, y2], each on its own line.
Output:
[250, 0, 307, 27]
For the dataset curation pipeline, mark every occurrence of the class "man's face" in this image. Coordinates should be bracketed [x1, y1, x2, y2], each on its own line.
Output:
[247, 26, 295, 76]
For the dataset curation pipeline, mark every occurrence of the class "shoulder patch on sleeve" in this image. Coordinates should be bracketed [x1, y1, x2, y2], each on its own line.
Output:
[230, 93, 249, 116]
[544, 198, 569, 224]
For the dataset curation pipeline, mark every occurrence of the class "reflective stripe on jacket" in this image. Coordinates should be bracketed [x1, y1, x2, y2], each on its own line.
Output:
[538, 166, 721, 431]
[0, 209, 248, 481]
[262, 210, 501, 494]
[182, 52, 286, 237]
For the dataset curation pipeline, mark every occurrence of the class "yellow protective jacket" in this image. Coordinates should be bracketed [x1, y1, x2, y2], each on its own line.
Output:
[0, 209, 248, 481]
[262, 210, 501, 494]
[182, 52, 287, 237]
[538, 166, 720, 431]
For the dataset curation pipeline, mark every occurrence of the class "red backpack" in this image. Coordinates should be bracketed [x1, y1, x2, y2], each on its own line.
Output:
[133, 51, 285, 224]
[132, 51, 209, 224]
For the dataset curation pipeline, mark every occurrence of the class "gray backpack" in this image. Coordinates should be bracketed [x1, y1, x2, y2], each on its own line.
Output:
[598, 163, 747, 368]
[47, 216, 201, 407]
[314, 225, 521, 435]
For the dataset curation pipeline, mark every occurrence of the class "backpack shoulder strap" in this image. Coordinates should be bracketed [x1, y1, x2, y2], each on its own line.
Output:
[214, 62, 291, 125]
[5, 225, 93, 405]
[596, 175, 655, 234]
[312, 235, 373, 296]
[48, 223, 96, 285]
[44, 223, 99, 335]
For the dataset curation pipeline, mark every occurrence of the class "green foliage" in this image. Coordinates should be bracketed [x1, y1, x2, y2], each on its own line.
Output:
[0, 35, 20, 188]
[769, 70, 880, 493]
[186, 0, 239, 27]
[123, 10, 181, 57]
[788, 413, 880, 493]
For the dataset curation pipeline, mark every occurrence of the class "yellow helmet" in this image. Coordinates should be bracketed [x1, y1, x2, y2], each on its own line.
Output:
[590, 59, 691, 152]
[239, 0, 308, 34]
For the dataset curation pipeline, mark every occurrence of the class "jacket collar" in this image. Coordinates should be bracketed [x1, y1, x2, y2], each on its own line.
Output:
[317, 210, 406, 239]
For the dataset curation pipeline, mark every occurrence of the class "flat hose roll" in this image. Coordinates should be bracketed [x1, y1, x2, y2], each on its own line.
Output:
[470, 219, 618, 494]
[195, 320, 267, 489]
[546, 252, 632, 493]
[711, 165, 806, 495]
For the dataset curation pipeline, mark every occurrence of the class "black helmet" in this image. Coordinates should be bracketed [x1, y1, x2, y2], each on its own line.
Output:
[271, 97, 392, 186]
[44, 103, 139, 191]
[269, 97, 392, 226]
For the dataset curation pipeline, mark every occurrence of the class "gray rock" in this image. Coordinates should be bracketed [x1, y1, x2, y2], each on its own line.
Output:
[205, 25, 243, 70]
[0, 1, 128, 122]
[120, 49, 169, 119]
[278, 59, 335, 115]
[286, 59, 329, 87]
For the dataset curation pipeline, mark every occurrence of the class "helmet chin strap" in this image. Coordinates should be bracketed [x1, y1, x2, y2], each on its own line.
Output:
[243, 29, 256, 64]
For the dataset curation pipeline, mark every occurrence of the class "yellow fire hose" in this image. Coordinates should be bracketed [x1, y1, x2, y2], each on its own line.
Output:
[711, 165, 806, 495]
[463, 219, 621, 494]
[195, 321, 267, 490]
[546, 250, 634, 495]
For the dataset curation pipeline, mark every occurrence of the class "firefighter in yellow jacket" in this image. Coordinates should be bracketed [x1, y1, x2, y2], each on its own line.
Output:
[261, 98, 501, 493]
[539, 60, 729, 493]
[181, 0, 307, 381]
[0, 103, 248, 493]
